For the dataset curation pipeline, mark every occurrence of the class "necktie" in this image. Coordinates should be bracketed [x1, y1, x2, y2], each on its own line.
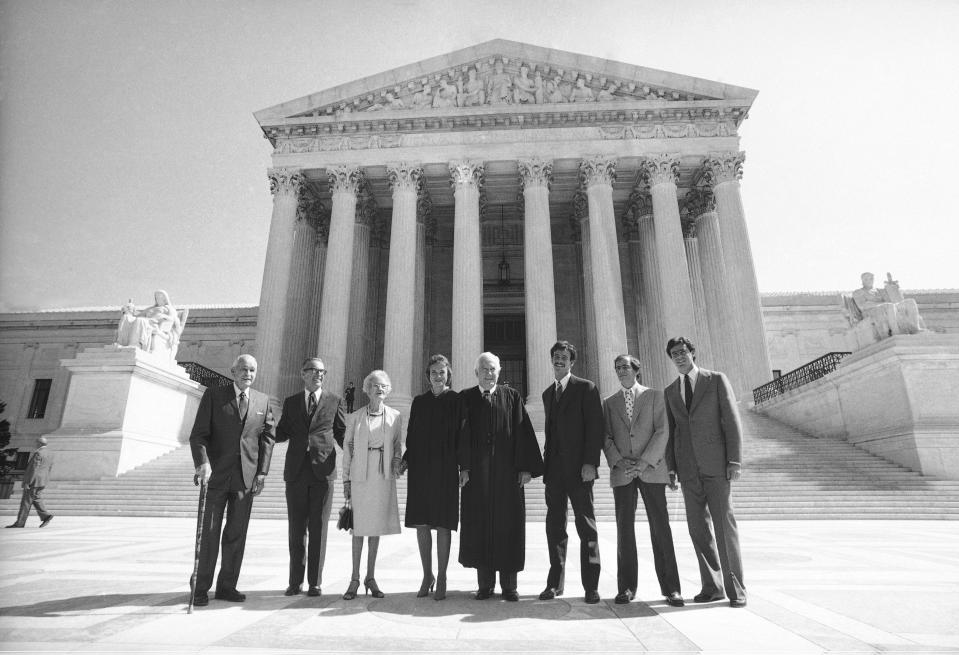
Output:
[624, 388, 634, 422]
[683, 375, 693, 412]
[555, 381, 564, 402]
[308, 393, 317, 416]
[238, 391, 248, 420]
[482, 390, 491, 404]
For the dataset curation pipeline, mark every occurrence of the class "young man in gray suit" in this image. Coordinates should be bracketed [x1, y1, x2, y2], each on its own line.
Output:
[664, 337, 746, 608]
[6, 436, 54, 528]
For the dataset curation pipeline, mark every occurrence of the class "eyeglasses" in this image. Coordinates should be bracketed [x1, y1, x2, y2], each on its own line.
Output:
[669, 349, 691, 359]
[370, 383, 391, 390]
[302, 368, 325, 374]
[614, 365, 634, 372]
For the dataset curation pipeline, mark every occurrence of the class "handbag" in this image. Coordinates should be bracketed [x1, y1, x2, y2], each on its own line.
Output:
[337, 502, 353, 531]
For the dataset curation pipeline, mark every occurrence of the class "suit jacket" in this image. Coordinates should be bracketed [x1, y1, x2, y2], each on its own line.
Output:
[276, 389, 346, 481]
[603, 385, 669, 486]
[542, 375, 604, 486]
[664, 368, 742, 480]
[24, 446, 53, 488]
[342, 404, 402, 483]
[189, 384, 276, 490]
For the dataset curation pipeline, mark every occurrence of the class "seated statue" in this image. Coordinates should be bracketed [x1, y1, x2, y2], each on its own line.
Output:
[116, 290, 188, 363]
[843, 272, 924, 345]
[457, 67, 485, 107]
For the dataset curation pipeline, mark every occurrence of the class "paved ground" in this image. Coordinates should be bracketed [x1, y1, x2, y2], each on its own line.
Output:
[1, 515, 957, 654]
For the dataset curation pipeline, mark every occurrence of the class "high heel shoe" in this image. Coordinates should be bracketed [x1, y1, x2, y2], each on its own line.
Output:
[342, 578, 360, 600]
[364, 576, 385, 598]
[434, 575, 447, 601]
[417, 574, 435, 598]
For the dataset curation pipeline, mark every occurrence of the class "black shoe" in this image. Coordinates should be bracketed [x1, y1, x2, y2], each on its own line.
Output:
[502, 590, 519, 602]
[192, 592, 209, 607]
[39, 516, 53, 528]
[214, 588, 246, 602]
[363, 577, 384, 598]
[614, 590, 634, 604]
[474, 588, 494, 600]
[584, 590, 601, 604]
[666, 592, 685, 607]
[307, 586, 320, 597]
[4, 524, 24, 528]
[284, 585, 301, 596]
[729, 598, 747, 608]
[538, 586, 563, 600]
[343, 579, 360, 600]
[693, 591, 725, 603]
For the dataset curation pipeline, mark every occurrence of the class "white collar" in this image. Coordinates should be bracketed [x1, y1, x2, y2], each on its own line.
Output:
[304, 388, 322, 402]
[555, 372, 572, 389]
[621, 381, 642, 395]
[478, 384, 497, 395]
[678, 365, 700, 386]
[233, 383, 249, 398]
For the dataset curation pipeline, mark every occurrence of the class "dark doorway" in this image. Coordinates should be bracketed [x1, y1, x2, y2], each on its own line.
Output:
[484, 315, 527, 399]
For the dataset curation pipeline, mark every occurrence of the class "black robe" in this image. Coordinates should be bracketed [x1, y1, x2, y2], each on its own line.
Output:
[403, 389, 461, 530]
[457, 385, 544, 572]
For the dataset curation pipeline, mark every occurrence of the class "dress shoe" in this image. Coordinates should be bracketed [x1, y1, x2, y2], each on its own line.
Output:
[214, 588, 246, 602]
[434, 575, 447, 601]
[4, 524, 24, 528]
[729, 598, 747, 608]
[39, 516, 54, 528]
[502, 590, 519, 602]
[538, 586, 563, 600]
[693, 591, 726, 603]
[666, 592, 685, 607]
[364, 577, 384, 598]
[474, 588, 493, 600]
[307, 586, 320, 597]
[343, 579, 360, 600]
[192, 592, 209, 607]
[417, 573, 435, 598]
[584, 590, 601, 604]
[284, 585, 301, 596]
[614, 590, 634, 604]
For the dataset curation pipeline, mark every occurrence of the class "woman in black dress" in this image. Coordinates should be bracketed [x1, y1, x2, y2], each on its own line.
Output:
[403, 354, 461, 600]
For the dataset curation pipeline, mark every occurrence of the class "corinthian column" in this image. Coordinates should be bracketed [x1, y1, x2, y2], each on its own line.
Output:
[642, 154, 699, 346]
[345, 193, 374, 397]
[382, 163, 423, 418]
[255, 167, 306, 404]
[704, 151, 771, 391]
[519, 158, 557, 428]
[581, 157, 628, 397]
[449, 161, 485, 390]
[636, 208, 672, 390]
[317, 165, 363, 394]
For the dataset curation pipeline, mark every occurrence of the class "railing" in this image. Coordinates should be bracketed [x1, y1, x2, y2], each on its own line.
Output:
[753, 351, 851, 405]
[179, 362, 232, 388]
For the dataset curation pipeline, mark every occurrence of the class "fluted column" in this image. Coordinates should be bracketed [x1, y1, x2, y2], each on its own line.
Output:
[643, 154, 699, 346]
[449, 161, 485, 390]
[581, 157, 628, 397]
[682, 215, 712, 369]
[705, 151, 772, 391]
[414, 190, 432, 397]
[345, 193, 374, 396]
[307, 211, 330, 364]
[519, 158, 557, 428]
[317, 165, 363, 394]
[571, 191, 597, 383]
[636, 209, 672, 390]
[254, 167, 304, 404]
[382, 163, 423, 418]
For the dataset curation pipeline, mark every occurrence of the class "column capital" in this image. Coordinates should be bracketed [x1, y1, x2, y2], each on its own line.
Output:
[641, 153, 680, 187]
[449, 160, 485, 188]
[518, 158, 553, 191]
[355, 187, 377, 226]
[622, 188, 652, 241]
[703, 151, 745, 185]
[327, 164, 364, 195]
[682, 187, 716, 219]
[567, 189, 589, 241]
[579, 156, 617, 188]
[387, 162, 424, 193]
[268, 167, 304, 196]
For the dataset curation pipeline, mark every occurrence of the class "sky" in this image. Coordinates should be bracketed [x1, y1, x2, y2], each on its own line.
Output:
[1, 0, 957, 312]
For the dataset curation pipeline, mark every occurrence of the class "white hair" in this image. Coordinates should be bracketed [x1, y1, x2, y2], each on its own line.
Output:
[231, 354, 257, 369]
[362, 369, 392, 394]
[474, 352, 501, 371]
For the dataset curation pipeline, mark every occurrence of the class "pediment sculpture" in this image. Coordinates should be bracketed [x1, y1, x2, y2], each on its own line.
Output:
[115, 290, 188, 363]
[841, 272, 924, 349]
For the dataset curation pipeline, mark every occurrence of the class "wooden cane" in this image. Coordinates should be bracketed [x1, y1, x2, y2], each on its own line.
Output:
[188, 474, 208, 614]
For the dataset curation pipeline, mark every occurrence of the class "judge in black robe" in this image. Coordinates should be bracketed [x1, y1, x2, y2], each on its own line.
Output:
[458, 352, 544, 600]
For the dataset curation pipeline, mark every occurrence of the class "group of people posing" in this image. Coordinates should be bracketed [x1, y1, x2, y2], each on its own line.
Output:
[187, 336, 746, 609]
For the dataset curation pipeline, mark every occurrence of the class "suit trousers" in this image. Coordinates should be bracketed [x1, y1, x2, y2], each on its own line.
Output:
[196, 485, 254, 594]
[285, 462, 330, 587]
[477, 568, 517, 593]
[14, 486, 51, 525]
[544, 476, 601, 592]
[680, 473, 746, 602]
[612, 479, 681, 596]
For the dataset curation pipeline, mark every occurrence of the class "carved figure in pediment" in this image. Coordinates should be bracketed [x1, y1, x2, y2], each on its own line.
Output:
[116, 290, 187, 364]
[512, 65, 538, 104]
[411, 83, 432, 109]
[457, 67, 486, 106]
[570, 77, 595, 103]
[432, 79, 457, 108]
[596, 82, 620, 102]
[487, 60, 513, 105]
[546, 75, 567, 103]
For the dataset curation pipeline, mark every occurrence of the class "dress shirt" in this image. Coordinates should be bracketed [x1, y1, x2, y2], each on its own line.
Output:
[555, 371, 572, 394]
[677, 365, 700, 407]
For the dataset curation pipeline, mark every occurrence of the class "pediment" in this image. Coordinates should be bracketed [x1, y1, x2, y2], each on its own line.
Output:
[254, 39, 757, 125]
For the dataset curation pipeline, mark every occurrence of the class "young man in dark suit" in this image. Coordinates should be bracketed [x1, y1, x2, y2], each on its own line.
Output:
[189, 354, 275, 606]
[5, 436, 54, 528]
[276, 357, 346, 597]
[540, 341, 604, 604]
[664, 337, 747, 608]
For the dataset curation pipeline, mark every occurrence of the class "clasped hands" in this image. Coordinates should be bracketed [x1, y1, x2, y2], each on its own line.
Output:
[457, 470, 531, 487]
[193, 464, 266, 496]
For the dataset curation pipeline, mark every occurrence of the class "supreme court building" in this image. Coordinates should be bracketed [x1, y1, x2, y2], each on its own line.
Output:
[252, 40, 769, 423]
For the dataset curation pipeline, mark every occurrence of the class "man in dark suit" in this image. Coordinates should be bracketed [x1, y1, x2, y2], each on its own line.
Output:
[5, 436, 54, 528]
[276, 357, 346, 597]
[664, 336, 747, 608]
[189, 354, 275, 606]
[603, 355, 683, 606]
[540, 341, 603, 604]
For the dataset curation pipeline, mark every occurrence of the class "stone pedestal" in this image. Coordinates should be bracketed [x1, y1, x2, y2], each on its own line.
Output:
[44, 345, 203, 480]
[758, 333, 959, 480]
